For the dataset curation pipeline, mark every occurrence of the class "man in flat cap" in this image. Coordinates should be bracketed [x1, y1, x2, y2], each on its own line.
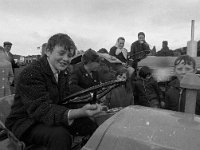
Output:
[3, 41, 19, 73]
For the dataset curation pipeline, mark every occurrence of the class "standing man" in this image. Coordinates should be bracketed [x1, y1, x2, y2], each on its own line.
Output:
[130, 32, 150, 73]
[156, 41, 174, 56]
[3, 41, 19, 72]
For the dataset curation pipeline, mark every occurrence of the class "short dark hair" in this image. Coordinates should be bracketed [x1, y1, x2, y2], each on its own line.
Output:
[46, 33, 76, 56]
[81, 49, 100, 65]
[139, 66, 151, 78]
[138, 32, 145, 37]
[98, 48, 108, 54]
[174, 55, 196, 69]
[162, 41, 168, 45]
[3, 41, 12, 47]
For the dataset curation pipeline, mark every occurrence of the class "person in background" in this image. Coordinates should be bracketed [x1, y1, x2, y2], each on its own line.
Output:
[156, 41, 174, 56]
[3, 41, 19, 73]
[5, 33, 103, 150]
[69, 49, 101, 94]
[104, 66, 134, 108]
[0, 46, 14, 98]
[109, 37, 128, 64]
[165, 55, 200, 115]
[132, 66, 163, 108]
[41, 43, 47, 57]
[130, 32, 150, 72]
[98, 48, 108, 54]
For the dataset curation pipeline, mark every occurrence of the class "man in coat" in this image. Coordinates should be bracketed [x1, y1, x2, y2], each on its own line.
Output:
[5, 33, 102, 150]
[130, 32, 150, 72]
[3, 41, 19, 72]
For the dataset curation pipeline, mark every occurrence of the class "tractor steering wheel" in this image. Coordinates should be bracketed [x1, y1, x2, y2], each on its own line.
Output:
[63, 80, 126, 106]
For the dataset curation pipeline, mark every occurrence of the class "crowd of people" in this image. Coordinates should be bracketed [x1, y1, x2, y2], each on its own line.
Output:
[0, 32, 200, 149]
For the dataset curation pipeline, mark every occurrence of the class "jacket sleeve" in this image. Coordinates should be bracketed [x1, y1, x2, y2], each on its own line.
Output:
[144, 42, 150, 51]
[69, 68, 84, 94]
[195, 91, 200, 115]
[17, 67, 70, 126]
[109, 46, 116, 57]
[8, 63, 14, 85]
[130, 43, 136, 59]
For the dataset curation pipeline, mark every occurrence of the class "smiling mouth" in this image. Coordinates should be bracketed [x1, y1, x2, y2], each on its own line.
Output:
[59, 62, 68, 66]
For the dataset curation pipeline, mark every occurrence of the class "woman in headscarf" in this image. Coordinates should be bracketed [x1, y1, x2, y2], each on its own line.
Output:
[109, 37, 128, 63]
[0, 46, 14, 98]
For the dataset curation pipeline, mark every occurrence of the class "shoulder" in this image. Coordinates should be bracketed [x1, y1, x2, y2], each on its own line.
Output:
[132, 40, 138, 45]
[0, 60, 11, 67]
[131, 41, 139, 49]
[71, 63, 84, 76]
[73, 62, 83, 71]
[18, 60, 43, 82]
[110, 46, 117, 51]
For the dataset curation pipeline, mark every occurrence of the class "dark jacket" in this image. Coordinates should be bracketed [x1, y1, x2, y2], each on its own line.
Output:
[165, 78, 200, 115]
[156, 47, 174, 56]
[7, 52, 19, 72]
[5, 56, 71, 139]
[69, 63, 100, 94]
[130, 40, 150, 60]
[109, 46, 127, 63]
[105, 82, 134, 108]
[130, 40, 150, 69]
[132, 76, 163, 107]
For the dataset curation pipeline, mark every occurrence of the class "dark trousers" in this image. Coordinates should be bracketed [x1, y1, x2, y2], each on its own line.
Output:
[22, 118, 98, 150]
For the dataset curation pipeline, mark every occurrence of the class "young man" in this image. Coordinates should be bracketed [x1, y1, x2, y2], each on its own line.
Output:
[130, 32, 150, 72]
[5, 33, 102, 150]
[69, 49, 101, 94]
[165, 55, 200, 115]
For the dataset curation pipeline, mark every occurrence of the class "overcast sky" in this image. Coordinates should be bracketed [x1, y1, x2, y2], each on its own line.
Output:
[0, 0, 200, 56]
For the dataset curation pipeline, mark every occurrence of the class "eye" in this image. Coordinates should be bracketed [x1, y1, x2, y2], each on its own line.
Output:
[67, 52, 73, 58]
[176, 68, 182, 71]
[59, 51, 66, 56]
[185, 67, 192, 72]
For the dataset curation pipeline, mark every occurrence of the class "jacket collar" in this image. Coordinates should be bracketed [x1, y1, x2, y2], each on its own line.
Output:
[39, 56, 55, 76]
[168, 78, 180, 88]
[78, 62, 96, 79]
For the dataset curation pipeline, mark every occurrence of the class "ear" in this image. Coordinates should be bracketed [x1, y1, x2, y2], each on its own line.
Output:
[46, 49, 52, 57]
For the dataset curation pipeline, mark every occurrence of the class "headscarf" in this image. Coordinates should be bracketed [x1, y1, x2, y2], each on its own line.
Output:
[115, 37, 127, 59]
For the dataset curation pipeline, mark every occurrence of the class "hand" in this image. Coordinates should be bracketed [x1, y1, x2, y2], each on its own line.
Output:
[81, 103, 102, 117]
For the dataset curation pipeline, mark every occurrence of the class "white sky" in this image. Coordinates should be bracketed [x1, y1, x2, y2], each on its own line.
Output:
[0, 0, 200, 56]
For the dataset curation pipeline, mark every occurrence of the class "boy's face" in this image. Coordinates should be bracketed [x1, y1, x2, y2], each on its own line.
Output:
[46, 45, 74, 72]
[174, 60, 195, 81]
[116, 73, 127, 81]
[138, 35, 145, 43]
